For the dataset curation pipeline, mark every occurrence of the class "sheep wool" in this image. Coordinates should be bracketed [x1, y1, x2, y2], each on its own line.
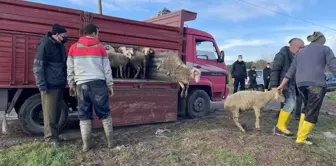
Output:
[224, 89, 285, 132]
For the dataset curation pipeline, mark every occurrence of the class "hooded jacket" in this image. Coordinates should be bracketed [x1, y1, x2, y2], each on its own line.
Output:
[269, 46, 295, 89]
[33, 32, 67, 92]
[67, 36, 113, 88]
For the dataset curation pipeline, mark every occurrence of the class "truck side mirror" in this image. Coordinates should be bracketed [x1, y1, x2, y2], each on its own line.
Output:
[218, 50, 225, 62]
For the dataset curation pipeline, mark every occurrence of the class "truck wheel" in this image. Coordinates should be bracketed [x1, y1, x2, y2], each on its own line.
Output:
[187, 89, 210, 118]
[18, 94, 68, 135]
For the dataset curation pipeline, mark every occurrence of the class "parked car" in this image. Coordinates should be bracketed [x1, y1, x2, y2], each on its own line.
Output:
[246, 69, 264, 91]
[325, 72, 336, 91]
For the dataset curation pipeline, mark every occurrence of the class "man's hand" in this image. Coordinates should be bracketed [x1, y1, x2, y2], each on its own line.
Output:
[108, 88, 114, 97]
[69, 87, 76, 97]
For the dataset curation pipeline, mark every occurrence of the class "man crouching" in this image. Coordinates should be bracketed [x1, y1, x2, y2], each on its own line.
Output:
[67, 23, 114, 152]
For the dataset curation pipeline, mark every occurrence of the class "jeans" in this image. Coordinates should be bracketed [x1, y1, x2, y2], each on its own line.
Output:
[76, 80, 111, 121]
[282, 85, 296, 113]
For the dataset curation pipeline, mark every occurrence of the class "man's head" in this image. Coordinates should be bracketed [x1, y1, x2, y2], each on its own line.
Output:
[289, 38, 304, 54]
[238, 55, 243, 62]
[51, 24, 67, 44]
[252, 66, 256, 70]
[84, 23, 99, 38]
[266, 63, 270, 68]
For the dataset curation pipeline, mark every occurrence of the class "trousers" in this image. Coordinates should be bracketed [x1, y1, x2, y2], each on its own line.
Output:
[41, 88, 63, 140]
[76, 80, 111, 121]
[298, 86, 326, 124]
[233, 78, 245, 93]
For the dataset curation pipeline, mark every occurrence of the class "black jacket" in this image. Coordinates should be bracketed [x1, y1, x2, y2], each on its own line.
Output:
[231, 60, 247, 79]
[269, 46, 295, 88]
[263, 67, 271, 80]
[248, 70, 257, 81]
[33, 32, 67, 91]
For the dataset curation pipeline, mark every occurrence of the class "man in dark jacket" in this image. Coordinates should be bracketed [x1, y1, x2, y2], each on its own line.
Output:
[231, 55, 247, 93]
[263, 63, 271, 92]
[270, 38, 304, 136]
[248, 66, 257, 90]
[33, 24, 68, 147]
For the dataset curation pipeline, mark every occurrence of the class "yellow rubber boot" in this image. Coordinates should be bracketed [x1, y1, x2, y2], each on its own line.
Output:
[296, 121, 314, 145]
[298, 113, 305, 132]
[264, 89, 268, 92]
[275, 109, 293, 136]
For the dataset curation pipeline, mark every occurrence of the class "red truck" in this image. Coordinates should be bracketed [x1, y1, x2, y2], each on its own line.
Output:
[0, 0, 229, 135]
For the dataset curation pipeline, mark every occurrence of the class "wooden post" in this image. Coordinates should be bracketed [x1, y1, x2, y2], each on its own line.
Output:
[98, 0, 102, 14]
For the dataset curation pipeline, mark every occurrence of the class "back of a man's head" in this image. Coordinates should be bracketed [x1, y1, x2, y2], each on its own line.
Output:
[84, 23, 99, 36]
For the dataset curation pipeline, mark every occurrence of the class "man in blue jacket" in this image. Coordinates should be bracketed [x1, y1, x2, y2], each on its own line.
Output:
[33, 24, 68, 147]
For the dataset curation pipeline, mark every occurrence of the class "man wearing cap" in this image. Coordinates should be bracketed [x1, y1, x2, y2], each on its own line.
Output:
[33, 24, 68, 147]
[269, 38, 304, 137]
[278, 31, 336, 145]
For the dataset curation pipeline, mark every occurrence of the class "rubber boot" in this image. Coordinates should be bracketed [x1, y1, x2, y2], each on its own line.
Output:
[79, 120, 92, 152]
[264, 89, 268, 92]
[102, 117, 115, 148]
[275, 109, 293, 136]
[298, 113, 305, 132]
[296, 121, 314, 145]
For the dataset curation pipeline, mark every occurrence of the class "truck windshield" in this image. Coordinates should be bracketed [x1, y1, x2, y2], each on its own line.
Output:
[195, 39, 219, 61]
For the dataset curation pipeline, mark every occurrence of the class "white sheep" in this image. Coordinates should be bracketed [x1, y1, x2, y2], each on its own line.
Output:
[224, 88, 285, 132]
[157, 54, 201, 97]
[105, 45, 131, 78]
[118, 47, 154, 79]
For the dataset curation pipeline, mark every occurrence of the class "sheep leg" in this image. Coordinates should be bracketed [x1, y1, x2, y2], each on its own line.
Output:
[184, 83, 189, 97]
[142, 60, 146, 79]
[233, 110, 245, 133]
[178, 81, 186, 97]
[119, 66, 124, 78]
[127, 66, 131, 78]
[134, 66, 141, 79]
[253, 107, 261, 130]
[116, 68, 119, 78]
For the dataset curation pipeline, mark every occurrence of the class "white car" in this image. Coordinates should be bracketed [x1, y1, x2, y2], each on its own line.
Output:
[245, 69, 264, 91]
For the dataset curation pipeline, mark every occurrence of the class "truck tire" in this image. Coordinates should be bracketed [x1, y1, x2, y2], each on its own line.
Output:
[18, 94, 68, 135]
[187, 89, 211, 118]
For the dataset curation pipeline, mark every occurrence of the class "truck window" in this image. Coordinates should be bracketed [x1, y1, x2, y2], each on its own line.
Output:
[195, 39, 219, 61]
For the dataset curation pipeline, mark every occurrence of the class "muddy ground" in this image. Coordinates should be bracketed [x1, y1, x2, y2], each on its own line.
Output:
[1, 100, 336, 166]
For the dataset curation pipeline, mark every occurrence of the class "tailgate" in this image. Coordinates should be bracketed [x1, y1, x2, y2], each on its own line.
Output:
[92, 80, 179, 128]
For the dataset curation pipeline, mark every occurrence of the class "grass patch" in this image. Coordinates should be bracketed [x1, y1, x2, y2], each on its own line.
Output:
[326, 91, 336, 100]
[0, 142, 77, 166]
[215, 148, 256, 166]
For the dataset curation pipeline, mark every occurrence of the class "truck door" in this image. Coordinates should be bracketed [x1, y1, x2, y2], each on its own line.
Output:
[190, 36, 227, 100]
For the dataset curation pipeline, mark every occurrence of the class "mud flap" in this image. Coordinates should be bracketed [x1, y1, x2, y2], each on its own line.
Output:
[178, 94, 187, 118]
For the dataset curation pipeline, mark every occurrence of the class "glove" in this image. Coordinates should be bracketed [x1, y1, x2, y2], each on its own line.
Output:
[69, 87, 76, 97]
[108, 88, 114, 97]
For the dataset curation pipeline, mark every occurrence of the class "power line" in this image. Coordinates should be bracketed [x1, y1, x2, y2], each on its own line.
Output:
[233, 0, 336, 32]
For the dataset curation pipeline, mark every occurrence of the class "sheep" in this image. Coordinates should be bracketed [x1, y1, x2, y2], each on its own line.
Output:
[157, 54, 201, 97]
[118, 46, 154, 79]
[105, 45, 131, 78]
[224, 88, 285, 133]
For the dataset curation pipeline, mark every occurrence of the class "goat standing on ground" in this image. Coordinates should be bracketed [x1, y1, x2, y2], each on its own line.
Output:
[157, 54, 201, 97]
[224, 88, 285, 132]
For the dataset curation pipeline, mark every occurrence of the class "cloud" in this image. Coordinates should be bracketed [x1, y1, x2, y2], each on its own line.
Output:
[200, 0, 304, 21]
[220, 39, 274, 49]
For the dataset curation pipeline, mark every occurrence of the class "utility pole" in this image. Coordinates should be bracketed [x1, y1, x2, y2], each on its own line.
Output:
[98, 0, 102, 14]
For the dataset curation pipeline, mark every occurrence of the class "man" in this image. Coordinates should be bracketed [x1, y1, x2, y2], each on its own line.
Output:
[263, 63, 271, 92]
[278, 31, 336, 145]
[231, 55, 247, 93]
[269, 38, 304, 136]
[248, 66, 257, 90]
[67, 23, 114, 152]
[33, 24, 68, 147]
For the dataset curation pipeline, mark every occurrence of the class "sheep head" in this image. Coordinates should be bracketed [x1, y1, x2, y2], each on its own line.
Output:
[118, 46, 134, 59]
[190, 67, 201, 83]
[105, 45, 115, 52]
[271, 88, 285, 102]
